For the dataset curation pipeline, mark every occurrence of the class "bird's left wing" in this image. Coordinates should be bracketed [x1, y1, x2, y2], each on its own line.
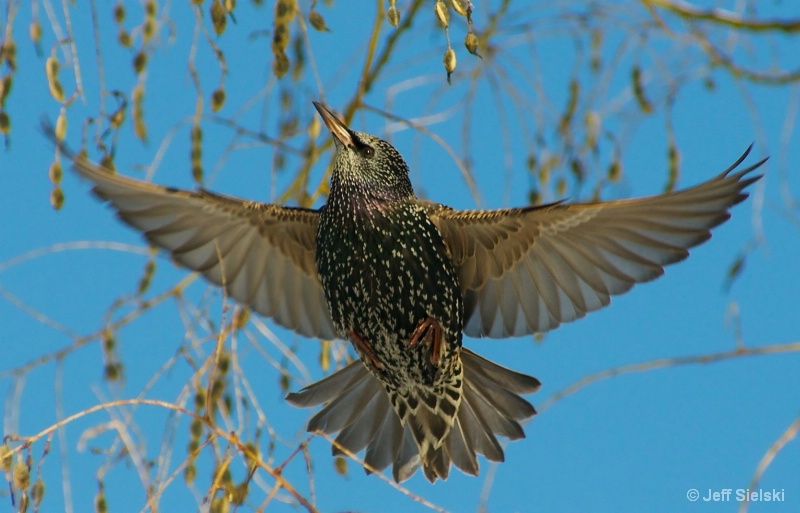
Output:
[73, 158, 337, 340]
[424, 148, 765, 338]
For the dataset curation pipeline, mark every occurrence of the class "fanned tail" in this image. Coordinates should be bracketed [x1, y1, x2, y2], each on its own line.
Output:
[286, 348, 540, 482]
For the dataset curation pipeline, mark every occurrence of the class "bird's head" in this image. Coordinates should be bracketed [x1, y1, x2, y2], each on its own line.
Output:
[314, 102, 414, 202]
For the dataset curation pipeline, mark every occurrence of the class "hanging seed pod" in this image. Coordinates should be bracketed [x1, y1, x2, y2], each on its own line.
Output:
[45, 57, 65, 103]
[55, 111, 67, 142]
[32, 479, 45, 507]
[464, 32, 480, 57]
[118, 30, 132, 48]
[434, 0, 449, 28]
[133, 51, 147, 74]
[211, 88, 226, 112]
[113, 3, 125, 24]
[607, 160, 621, 182]
[0, 75, 12, 106]
[13, 462, 30, 491]
[274, 0, 297, 24]
[334, 456, 348, 476]
[191, 124, 203, 183]
[132, 85, 147, 141]
[273, 52, 289, 78]
[51, 187, 65, 210]
[2, 39, 16, 70]
[29, 21, 42, 44]
[225, 0, 236, 13]
[452, 0, 469, 16]
[667, 140, 680, 191]
[0, 445, 11, 472]
[211, 0, 227, 36]
[95, 485, 108, 513]
[49, 161, 63, 184]
[309, 10, 330, 32]
[387, 6, 400, 28]
[0, 111, 9, 135]
[444, 47, 456, 84]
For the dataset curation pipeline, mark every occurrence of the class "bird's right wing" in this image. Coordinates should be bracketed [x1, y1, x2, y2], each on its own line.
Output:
[73, 158, 337, 340]
[426, 148, 765, 339]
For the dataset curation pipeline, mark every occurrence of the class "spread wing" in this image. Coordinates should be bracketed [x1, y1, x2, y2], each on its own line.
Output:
[72, 158, 337, 340]
[425, 147, 765, 338]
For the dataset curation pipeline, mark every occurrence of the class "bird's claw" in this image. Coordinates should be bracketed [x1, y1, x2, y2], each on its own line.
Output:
[408, 317, 443, 366]
[348, 329, 383, 370]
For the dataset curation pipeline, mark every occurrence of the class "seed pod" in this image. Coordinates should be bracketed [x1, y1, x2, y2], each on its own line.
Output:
[55, 111, 67, 142]
[133, 51, 147, 74]
[49, 161, 63, 184]
[95, 486, 108, 513]
[211, 0, 227, 36]
[191, 124, 203, 183]
[0, 111, 9, 135]
[225, 0, 236, 13]
[13, 461, 31, 490]
[29, 21, 42, 44]
[451, 0, 468, 16]
[145, 0, 157, 17]
[132, 85, 147, 141]
[272, 23, 290, 53]
[0, 75, 12, 105]
[607, 160, 621, 182]
[443, 47, 456, 84]
[273, 52, 289, 78]
[2, 39, 16, 70]
[113, 4, 125, 24]
[184, 464, 197, 485]
[51, 187, 65, 210]
[274, 0, 297, 24]
[387, 6, 400, 28]
[211, 88, 226, 112]
[118, 30, 132, 48]
[435, 0, 449, 29]
[46, 57, 65, 103]
[464, 32, 480, 57]
[309, 10, 330, 32]
[334, 456, 348, 476]
[0, 445, 11, 472]
[32, 479, 45, 506]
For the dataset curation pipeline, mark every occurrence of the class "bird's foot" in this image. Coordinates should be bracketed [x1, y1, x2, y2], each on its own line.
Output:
[408, 317, 443, 366]
[348, 329, 383, 370]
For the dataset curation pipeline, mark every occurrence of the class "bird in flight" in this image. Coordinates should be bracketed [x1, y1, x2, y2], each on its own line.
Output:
[68, 102, 764, 483]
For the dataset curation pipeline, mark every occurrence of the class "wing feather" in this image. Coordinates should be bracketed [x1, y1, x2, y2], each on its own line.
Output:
[427, 148, 765, 337]
[72, 158, 337, 339]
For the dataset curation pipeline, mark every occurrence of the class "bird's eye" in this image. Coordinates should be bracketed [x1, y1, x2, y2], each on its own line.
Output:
[361, 146, 376, 159]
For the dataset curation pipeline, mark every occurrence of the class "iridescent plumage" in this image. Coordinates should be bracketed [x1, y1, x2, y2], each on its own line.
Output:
[69, 103, 764, 482]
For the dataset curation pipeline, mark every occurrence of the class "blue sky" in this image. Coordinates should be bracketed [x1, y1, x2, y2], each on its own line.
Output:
[2, 2, 799, 512]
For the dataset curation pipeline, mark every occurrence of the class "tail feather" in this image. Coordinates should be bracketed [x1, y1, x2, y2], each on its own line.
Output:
[457, 389, 505, 462]
[285, 348, 538, 483]
[444, 418, 479, 476]
[286, 359, 365, 407]
[393, 426, 422, 482]
[305, 369, 381, 433]
[333, 391, 387, 457]
[364, 401, 402, 473]
[464, 379, 525, 440]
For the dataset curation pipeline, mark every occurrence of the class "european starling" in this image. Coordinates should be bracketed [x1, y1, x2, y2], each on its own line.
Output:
[68, 102, 764, 483]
